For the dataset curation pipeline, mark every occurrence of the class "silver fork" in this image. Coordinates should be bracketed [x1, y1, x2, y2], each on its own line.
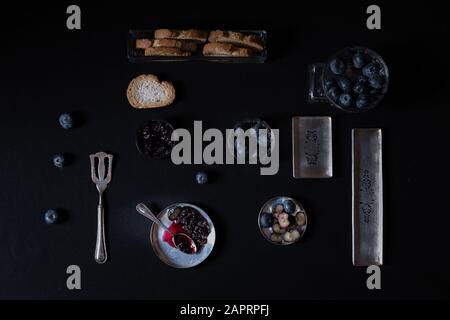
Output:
[90, 152, 113, 264]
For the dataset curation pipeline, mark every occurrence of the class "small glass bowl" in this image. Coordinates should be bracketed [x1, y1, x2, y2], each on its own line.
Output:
[226, 118, 276, 162]
[309, 46, 389, 113]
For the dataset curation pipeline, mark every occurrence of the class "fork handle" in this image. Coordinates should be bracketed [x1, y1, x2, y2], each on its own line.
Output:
[95, 204, 107, 264]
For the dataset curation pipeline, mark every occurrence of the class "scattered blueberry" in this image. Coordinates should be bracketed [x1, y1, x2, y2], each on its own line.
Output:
[195, 171, 208, 185]
[362, 63, 379, 78]
[327, 86, 340, 101]
[53, 154, 66, 168]
[323, 78, 335, 89]
[369, 76, 383, 89]
[59, 113, 74, 129]
[356, 94, 370, 109]
[337, 78, 352, 92]
[329, 58, 345, 75]
[44, 209, 59, 224]
[352, 52, 365, 69]
[338, 93, 353, 108]
[260, 213, 273, 228]
[283, 200, 296, 214]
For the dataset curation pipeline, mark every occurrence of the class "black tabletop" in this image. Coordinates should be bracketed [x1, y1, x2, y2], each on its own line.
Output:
[1, 2, 449, 300]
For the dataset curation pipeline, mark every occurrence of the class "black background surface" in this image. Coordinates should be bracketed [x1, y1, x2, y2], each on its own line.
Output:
[0, 1, 449, 300]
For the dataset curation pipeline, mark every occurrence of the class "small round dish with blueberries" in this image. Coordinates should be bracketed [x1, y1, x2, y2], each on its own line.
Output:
[323, 46, 389, 112]
[258, 196, 307, 245]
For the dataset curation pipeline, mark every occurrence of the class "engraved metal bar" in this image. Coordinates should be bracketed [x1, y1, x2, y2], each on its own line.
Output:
[292, 116, 333, 178]
[352, 128, 383, 266]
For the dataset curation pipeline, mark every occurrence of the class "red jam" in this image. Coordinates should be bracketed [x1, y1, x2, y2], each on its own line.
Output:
[162, 223, 185, 247]
[162, 222, 197, 254]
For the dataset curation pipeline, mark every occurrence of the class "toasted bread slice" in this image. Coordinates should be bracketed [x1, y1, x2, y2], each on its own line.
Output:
[203, 43, 252, 57]
[144, 47, 192, 57]
[208, 30, 264, 52]
[152, 39, 198, 52]
[136, 39, 153, 49]
[126, 74, 175, 109]
[154, 29, 209, 43]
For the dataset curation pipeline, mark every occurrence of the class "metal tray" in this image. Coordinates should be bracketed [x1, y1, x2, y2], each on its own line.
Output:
[352, 129, 383, 266]
[127, 29, 267, 63]
[292, 116, 333, 178]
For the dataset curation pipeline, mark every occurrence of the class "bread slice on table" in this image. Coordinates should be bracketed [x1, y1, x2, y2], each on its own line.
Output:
[208, 30, 264, 52]
[152, 39, 197, 52]
[203, 43, 252, 57]
[144, 47, 192, 56]
[154, 29, 209, 43]
[135, 39, 153, 49]
[127, 74, 175, 109]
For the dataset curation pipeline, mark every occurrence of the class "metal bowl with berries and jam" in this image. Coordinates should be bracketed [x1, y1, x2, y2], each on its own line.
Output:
[150, 203, 216, 268]
[258, 196, 307, 245]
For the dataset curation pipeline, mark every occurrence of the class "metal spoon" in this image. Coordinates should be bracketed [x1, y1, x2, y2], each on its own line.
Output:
[136, 203, 197, 254]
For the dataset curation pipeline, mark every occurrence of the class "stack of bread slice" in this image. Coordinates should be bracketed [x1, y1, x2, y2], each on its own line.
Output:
[203, 30, 264, 57]
[135, 29, 265, 57]
[136, 29, 208, 56]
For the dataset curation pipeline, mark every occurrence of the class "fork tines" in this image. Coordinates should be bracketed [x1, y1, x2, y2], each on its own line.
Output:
[90, 152, 113, 184]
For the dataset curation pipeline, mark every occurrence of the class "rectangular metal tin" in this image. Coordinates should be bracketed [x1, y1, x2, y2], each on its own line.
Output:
[292, 116, 333, 178]
[352, 128, 383, 266]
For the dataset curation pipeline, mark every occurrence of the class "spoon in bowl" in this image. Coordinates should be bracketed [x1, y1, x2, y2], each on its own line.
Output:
[136, 203, 197, 254]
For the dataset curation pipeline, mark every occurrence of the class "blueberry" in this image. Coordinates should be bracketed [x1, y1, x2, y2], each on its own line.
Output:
[327, 86, 340, 101]
[195, 171, 208, 185]
[369, 88, 380, 96]
[329, 58, 345, 75]
[356, 94, 370, 109]
[323, 78, 335, 89]
[368, 76, 383, 89]
[44, 209, 59, 224]
[352, 52, 365, 69]
[362, 63, 379, 78]
[356, 75, 368, 84]
[283, 200, 296, 214]
[338, 93, 353, 108]
[353, 81, 367, 95]
[53, 154, 66, 168]
[260, 213, 273, 228]
[337, 78, 352, 92]
[59, 113, 74, 129]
